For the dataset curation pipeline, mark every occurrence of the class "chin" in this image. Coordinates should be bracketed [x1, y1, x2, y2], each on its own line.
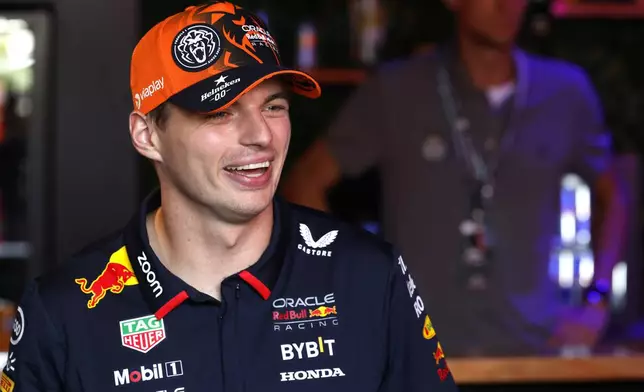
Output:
[220, 189, 275, 222]
[210, 165, 281, 221]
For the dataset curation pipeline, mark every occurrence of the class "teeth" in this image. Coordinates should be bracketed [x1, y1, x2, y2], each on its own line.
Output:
[227, 161, 270, 171]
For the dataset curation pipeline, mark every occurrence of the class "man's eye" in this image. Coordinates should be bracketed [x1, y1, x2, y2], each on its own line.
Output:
[207, 111, 230, 120]
[266, 105, 288, 113]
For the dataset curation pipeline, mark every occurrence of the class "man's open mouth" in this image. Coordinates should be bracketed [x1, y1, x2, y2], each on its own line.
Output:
[224, 161, 271, 178]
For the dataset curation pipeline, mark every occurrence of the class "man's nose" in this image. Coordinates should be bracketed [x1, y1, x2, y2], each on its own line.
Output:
[238, 110, 273, 148]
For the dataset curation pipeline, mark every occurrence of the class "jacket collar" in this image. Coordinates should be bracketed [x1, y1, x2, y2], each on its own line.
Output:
[123, 189, 289, 319]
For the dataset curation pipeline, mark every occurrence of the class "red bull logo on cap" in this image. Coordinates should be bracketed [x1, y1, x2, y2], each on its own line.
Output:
[75, 246, 138, 309]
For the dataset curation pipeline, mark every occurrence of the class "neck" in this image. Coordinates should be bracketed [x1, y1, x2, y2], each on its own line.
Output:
[147, 187, 274, 299]
[457, 33, 516, 89]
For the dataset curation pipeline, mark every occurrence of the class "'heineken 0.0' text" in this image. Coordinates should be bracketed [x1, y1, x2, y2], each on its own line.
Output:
[120, 315, 166, 353]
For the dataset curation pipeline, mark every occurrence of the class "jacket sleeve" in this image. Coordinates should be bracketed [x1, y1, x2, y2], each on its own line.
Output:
[325, 65, 388, 177]
[1, 281, 65, 392]
[567, 67, 612, 184]
[379, 253, 460, 392]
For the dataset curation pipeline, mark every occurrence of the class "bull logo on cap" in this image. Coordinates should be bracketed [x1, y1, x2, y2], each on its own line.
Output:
[172, 24, 222, 72]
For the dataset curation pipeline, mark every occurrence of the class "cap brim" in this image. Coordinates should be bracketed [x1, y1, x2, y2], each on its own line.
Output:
[168, 65, 321, 114]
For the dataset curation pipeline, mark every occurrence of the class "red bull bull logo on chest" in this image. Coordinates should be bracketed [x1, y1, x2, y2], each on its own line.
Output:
[309, 306, 337, 318]
[75, 246, 138, 309]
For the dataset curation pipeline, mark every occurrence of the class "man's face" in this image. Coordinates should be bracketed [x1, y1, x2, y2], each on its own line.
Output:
[450, 0, 527, 48]
[151, 78, 291, 222]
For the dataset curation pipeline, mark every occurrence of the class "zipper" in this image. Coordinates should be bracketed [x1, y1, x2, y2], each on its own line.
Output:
[219, 287, 229, 391]
[234, 283, 243, 392]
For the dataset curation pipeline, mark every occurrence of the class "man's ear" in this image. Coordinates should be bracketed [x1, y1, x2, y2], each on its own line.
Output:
[129, 111, 163, 162]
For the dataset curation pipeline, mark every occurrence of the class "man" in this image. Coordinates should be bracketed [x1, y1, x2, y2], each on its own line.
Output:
[282, 0, 626, 356]
[0, 2, 458, 391]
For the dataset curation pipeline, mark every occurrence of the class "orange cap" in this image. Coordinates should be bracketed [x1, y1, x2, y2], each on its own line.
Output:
[130, 2, 322, 115]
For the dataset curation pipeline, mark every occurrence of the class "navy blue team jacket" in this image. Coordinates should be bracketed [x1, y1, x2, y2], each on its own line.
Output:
[1, 190, 459, 392]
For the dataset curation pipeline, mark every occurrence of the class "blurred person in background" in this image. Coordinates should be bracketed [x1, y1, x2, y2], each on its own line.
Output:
[282, 0, 627, 356]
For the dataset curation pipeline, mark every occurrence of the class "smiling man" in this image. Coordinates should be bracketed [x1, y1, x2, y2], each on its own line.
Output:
[0, 2, 458, 392]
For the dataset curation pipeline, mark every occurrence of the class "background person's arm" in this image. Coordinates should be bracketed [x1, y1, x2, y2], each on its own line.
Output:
[281, 66, 390, 210]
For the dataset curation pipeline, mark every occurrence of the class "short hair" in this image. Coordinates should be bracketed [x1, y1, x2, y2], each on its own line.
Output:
[147, 102, 170, 129]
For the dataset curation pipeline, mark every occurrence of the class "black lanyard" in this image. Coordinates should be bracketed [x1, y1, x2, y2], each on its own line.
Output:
[435, 49, 528, 189]
[435, 49, 529, 290]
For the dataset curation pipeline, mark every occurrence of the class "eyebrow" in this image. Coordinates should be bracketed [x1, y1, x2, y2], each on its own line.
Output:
[226, 90, 290, 110]
[263, 91, 290, 105]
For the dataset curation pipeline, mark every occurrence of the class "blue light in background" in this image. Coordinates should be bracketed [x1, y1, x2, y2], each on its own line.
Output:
[556, 174, 627, 308]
